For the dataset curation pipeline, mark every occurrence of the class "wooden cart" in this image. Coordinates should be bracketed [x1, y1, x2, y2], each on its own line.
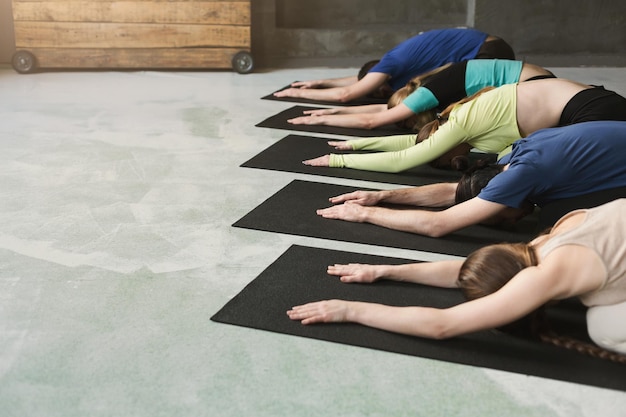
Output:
[11, 0, 253, 73]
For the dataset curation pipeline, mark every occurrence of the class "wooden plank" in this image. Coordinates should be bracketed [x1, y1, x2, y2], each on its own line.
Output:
[21, 47, 246, 69]
[12, 1, 250, 25]
[14, 22, 250, 48]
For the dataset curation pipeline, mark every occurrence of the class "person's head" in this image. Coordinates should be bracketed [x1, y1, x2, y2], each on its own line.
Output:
[358, 60, 379, 80]
[357, 60, 393, 99]
[459, 242, 626, 363]
[457, 242, 537, 300]
[455, 161, 505, 203]
[455, 161, 534, 224]
[457, 242, 545, 337]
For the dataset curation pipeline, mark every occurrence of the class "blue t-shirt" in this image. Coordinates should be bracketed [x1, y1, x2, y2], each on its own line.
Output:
[369, 28, 488, 91]
[479, 121, 626, 208]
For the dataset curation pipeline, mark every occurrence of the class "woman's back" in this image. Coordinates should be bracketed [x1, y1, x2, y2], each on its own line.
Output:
[515, 78, 590, 136]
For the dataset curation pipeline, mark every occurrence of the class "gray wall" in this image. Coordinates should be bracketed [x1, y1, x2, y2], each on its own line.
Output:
[252, 0, 626, 68]
[2, 0, 624, 69]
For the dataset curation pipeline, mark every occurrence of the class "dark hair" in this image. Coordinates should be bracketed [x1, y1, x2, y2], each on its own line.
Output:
[455, 161, 504, 203]
[358, 60, 380, 80]
[458, 243, 626, 364]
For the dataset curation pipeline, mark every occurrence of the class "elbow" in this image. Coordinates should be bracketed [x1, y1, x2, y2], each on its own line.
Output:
[362, 118, 378, 130]
[430, 325, 457, 340]
[419, 217, 453, 238]
[336, 89, 353, 103]
[417, 311, 457, 340]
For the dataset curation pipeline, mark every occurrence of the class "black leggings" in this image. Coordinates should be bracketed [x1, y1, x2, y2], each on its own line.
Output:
[560, 86, 626, 125]
[475, 37, 516, 60]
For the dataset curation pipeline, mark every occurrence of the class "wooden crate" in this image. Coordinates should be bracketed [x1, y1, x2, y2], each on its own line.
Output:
[11, 0, 253, 73]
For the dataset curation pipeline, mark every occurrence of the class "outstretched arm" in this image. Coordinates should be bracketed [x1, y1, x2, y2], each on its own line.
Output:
[302, 104, 387, 116]
[317, 197, 509, 237]
[327, 183, 459, 208]
[290, 75, 358, 89]
[289, 103, 415, 130]
[327, 260, 463, 287]
[288, 257, 567, 339]
[274, 72, 389, 103]
[327, 119, 470, 173]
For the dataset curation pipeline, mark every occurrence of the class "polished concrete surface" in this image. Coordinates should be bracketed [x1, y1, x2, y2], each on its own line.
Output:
[0, 65, 625, 417]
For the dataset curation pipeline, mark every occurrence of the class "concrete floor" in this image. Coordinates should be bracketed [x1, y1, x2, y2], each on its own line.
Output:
[0, 64, 625, 417]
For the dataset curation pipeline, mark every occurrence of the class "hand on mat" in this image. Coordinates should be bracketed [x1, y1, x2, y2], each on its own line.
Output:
[303, 108, 339, 116]
[302, 155, 330, 167]
[328, 190, 381, 206]
[273, 88, 304, 98]
[290, 80, 323, 89]
[327, 141, 351, 150]
[317, 202, 366, 222]
[287, 300, 352, 324]
[287, 115, 324, 125]
[327, 263, 379, 283]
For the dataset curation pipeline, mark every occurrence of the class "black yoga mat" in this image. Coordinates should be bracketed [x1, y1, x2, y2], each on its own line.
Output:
[241, 134, 469, 187]
[233, 180, 538, 257]
[211, 245, 626, 392]
[262, 83, 387, 106]
[256, 105, 409, 137]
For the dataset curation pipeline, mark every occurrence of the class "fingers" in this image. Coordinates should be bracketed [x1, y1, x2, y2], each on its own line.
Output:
[288, 115, 321, 125]
[303, 109, 334, 116]
[286, 302, 329, 324]
[328, 191, 365, 204]
[316, 206, 341, 219]
[316, 204, 361, 222]
[328, 192, 354, 204]
[302, 155, 330, 166]
[327, 263, 374, 283]
[287, 300, 349, 325]
[327, 141, 350, 150]
[273, 88, 295, 97]
[290, 81, 310, 88]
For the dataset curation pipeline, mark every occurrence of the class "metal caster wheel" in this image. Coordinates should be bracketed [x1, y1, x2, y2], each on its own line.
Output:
[12, 50, 37, 74]
[232, 51, 254, 74]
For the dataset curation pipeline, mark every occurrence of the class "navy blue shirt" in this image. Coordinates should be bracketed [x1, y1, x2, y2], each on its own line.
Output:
[370, 28, 488, 91]
[479, 121, 626, 208]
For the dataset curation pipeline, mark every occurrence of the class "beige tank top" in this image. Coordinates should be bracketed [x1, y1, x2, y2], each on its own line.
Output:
[539, 199, 626, 307]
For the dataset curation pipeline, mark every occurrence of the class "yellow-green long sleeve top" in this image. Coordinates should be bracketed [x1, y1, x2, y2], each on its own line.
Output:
[329, 83, 523, 173]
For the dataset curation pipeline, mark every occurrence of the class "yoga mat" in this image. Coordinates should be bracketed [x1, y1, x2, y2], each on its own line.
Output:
[255, 105, 409, 137]
[241, 134, 469, 187]
[211, 245, 626, 392]
[233, 180, 538, 257]
[262, 83, 387, 106]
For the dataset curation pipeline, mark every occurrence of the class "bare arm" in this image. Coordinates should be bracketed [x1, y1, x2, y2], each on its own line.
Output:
[288, 254, 572, 339]
[302, 104, 387, 116]
[328, 183, 459, 209]
[289, 103, 415, 130]
[274, 72, 389, 103]
[317, 197, 509, 237]
[327, 260, 463, 287]
[291, 75, 358, 89]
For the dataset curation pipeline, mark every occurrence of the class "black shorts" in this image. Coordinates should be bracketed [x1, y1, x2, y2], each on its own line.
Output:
[560, 86, 626, 125]
[524, 73, 557, 82]
[475, 37, 516, 60]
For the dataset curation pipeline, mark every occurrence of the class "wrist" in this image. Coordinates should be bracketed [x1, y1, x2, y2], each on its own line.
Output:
[377, 189, 392, 202]
[345, 301, 361, 322]
[358, 206, 374, 223]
